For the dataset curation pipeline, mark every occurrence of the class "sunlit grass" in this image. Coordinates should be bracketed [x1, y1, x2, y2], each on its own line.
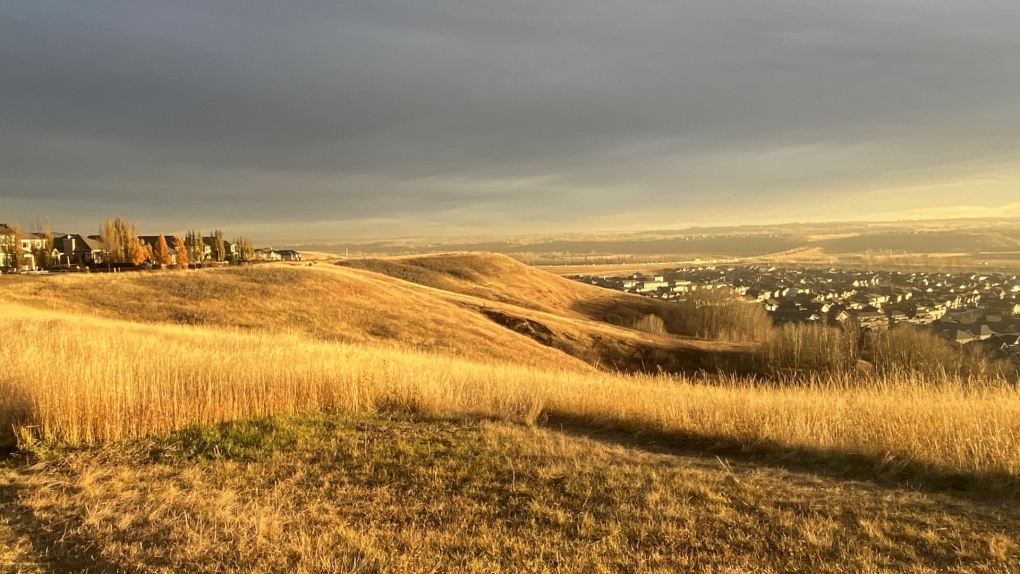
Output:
[3, 304, 1019, 479]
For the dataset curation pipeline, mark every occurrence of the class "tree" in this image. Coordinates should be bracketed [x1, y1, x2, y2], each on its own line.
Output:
[99, 219, 120, 263]
[174, 236, 189, 268]
[211, 229, 225, 262]
[233, 236, 255, 262]
[153, 234, 173, 267]
[99, 217, 139, 264]
[186, 230, 205, 263]
[30, 214, 54, 270]
[1, 223, 24, 272]
[129, 238, 150, 265]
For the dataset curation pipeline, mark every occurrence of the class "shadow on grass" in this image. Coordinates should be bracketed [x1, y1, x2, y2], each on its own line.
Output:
[0, 471, 125, 573]
[541, 409, 1020, 502]
[0, 381, 34, 453]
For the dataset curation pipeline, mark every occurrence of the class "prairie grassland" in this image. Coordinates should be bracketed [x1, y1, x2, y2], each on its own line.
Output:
[3, 412, 1019, 573]
[3, 304, 1019, 480]
[0, 261, 760, 375]
[4, 264, 1020, 572]
[0, 263, 594, 370]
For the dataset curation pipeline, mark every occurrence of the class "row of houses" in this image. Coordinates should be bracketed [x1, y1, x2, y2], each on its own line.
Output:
[1, 224, 301, 271]
[569, 265, 1020, 362]
[0, 225, 61, 270]
[253, 248, 302, 262]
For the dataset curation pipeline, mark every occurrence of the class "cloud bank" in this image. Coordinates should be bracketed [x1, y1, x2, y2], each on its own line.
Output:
[2, 1, 1019, 239]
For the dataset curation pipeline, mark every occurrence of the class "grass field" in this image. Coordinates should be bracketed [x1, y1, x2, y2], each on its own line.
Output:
[2, 255, 1020, 572]
[4, 412, 1019, 573]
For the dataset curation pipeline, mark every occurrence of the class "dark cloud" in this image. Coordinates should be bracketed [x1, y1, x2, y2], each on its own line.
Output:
[2, 1, 1019, 239]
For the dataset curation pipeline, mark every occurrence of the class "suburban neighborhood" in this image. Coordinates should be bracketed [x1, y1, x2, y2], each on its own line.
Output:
[570, 265, 1020, 363]
[1, 222, 301, 272]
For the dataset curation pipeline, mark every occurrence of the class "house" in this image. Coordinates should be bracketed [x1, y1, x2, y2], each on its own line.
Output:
[935, 327, 976, 346]
[638, 280, 668, 293]
[964, 324, 995, 341]
[255, 248, 282, 261]
[199, 236, 235, 261]
[53, 234, 106, 266]
[277, 250, 302, 261]
[1, 225, 54, 271]
[0, 224, 16, 270]
[857, 311, 889, 330]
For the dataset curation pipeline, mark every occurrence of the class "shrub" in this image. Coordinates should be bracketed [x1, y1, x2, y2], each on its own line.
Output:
[630, 313, 667, 336]
[760, 322, 859, 375]
[867, 326, 1014, 380]
[664, 289, 772, 342]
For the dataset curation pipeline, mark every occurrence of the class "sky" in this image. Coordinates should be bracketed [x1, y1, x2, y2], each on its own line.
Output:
[2, 1, 1020, 241]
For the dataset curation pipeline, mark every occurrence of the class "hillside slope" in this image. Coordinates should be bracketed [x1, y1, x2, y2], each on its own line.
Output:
[2, 256, 757, 374]
[0, 265, 588, 370]
[339, 252, 635, 319]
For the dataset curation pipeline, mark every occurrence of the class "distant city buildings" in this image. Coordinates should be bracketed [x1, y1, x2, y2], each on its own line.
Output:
[570, 265, 1020, 364]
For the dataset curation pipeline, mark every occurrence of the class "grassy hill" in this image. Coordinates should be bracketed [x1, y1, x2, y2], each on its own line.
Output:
[2, 256, 1019, 572]
[1, 255, 758, 374]
[339, 252, 608, 317]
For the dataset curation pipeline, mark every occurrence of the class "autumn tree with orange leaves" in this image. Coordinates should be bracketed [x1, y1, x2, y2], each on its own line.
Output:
[129, 238, 150, 265]
[174, 236, 189, 268]
[153, 234, 173, 267]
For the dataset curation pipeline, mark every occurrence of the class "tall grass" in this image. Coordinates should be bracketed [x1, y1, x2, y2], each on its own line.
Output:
[2, 304, 1019, 478]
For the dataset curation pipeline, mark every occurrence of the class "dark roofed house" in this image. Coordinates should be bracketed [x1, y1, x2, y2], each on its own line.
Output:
[53, 234, 106, 266]
[139, 235, 183, 249]
[277, 250, 302, 261]
[965, 324, 995, 341]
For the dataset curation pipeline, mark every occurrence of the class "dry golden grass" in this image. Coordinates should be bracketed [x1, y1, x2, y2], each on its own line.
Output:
[0, 259, 758, 374]
[3, 303, 1019, 480]
[0, 263, 592, 370]
[3, 260, 1020, 572]
[3, 412, 1018, 573]
[340, 252, 649, 319]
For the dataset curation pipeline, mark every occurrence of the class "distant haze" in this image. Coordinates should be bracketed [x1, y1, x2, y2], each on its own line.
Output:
[3, 1, 1020, 241]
